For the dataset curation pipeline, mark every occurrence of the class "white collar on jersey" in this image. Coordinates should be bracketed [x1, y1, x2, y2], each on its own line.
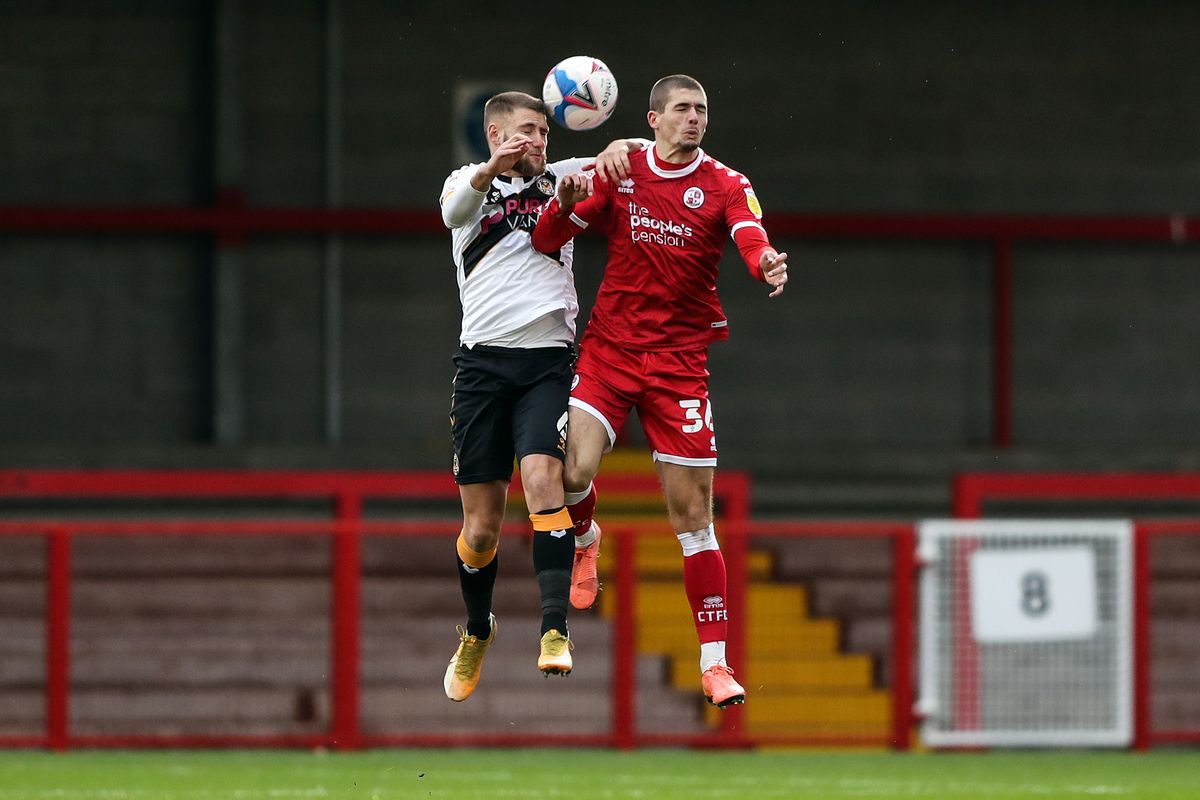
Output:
[495, 173, 530, 189]
[646, 145, 705, 179]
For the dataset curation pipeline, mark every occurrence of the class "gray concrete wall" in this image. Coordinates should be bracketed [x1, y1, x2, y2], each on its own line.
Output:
[2, 1, 1199, 477]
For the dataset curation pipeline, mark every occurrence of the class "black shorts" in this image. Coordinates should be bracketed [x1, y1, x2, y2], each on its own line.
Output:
[450, 344, 574, 485]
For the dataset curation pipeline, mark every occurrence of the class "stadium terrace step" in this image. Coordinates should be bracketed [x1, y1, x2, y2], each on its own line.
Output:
[1149, 620, 1200, 657]
[634, 620, 841, 657]
[603, 581, 811, 618]
[1149, 579, 1200, 613]
[681, 654, 876, 691]
[0, 535, 42, 578]
[363, 677, 704, 737]
[71, 687, 329, 732]
[0, 575, 571, 618]
[1151, 656, 1200, 690]
[1150, 536, 1200, 577]
[1152, 690, 1200, 730]
[702, 687, 891, 732]
[763, 536, 893, 579]
[22, 662, 701, 738]
[0, 533, 548, 580]
[807, 577, 893, 617]
[595, 533, 774, 579]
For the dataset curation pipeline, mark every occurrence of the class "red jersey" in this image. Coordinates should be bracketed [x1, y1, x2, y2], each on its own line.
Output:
[532, 146, 773, 351]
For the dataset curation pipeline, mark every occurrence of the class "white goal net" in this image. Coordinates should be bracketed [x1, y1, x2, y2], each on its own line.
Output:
[917, 520, 1133, 747]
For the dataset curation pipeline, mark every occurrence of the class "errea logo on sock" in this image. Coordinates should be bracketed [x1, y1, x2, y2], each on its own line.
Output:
[698, 595, 727, 623]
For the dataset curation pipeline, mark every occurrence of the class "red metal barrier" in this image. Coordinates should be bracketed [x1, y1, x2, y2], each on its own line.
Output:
[0, 517, 917, 751]
[0, 469, 921, 750]
[13, 468, 1197, 750]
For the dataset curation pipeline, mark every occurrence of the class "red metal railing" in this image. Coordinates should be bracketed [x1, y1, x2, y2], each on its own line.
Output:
[5, 468, 1197, 750]
[2, 207, 1195, 447]
[0, 469, 918, 750]
[0, 517, 916, 751]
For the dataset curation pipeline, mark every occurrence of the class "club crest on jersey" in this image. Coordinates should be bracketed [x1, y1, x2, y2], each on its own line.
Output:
[536, 176, 555, 196]
[683, 187, 705, 209]
[744, 188, 763, 219]
[484, 187, 502, 206]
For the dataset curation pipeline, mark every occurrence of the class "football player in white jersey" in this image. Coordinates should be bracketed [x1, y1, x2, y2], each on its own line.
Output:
[439, 90, 646, 701]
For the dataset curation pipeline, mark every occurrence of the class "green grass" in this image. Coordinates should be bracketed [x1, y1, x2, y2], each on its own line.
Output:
[1, 749, 1199, 799]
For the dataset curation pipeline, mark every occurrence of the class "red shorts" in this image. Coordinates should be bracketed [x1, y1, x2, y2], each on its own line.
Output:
[569, 334, 717, 467]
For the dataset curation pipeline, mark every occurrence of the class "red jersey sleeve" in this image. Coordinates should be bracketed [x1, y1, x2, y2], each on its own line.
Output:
[531, 177, 613, 254]
[724, 178, 772, 281]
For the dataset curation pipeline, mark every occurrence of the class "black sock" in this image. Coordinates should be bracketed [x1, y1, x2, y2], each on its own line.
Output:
[531, 510, 574, 636]
[457, 552, 498, 639]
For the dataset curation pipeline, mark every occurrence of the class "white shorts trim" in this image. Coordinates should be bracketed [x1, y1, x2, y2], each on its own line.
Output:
[568, 398, 618, 452]
[652, 451, 718, 468]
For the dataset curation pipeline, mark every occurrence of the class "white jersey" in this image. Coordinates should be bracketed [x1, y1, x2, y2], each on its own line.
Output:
[440, 157, 590, 347]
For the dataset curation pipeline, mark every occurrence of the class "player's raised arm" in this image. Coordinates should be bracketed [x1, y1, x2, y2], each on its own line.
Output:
[471, 133, 534, 190]
[439, 134, 534, 228]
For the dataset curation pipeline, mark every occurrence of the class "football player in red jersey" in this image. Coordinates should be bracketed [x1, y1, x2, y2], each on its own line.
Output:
[532, 75, 788, 709]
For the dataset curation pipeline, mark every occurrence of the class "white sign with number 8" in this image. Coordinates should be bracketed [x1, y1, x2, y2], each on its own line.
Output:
[970, 547, 1098, 643]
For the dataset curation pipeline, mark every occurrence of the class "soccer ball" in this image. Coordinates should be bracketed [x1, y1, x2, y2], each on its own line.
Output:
[542, 56, 618, 131]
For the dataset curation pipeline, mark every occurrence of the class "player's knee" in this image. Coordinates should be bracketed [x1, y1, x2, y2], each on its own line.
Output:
[462, 504, 504, 550]
[523, 475, 562, 512]
[562, 459, 595, 494]
[666, 490, 713, 532]
[461, 525, 501, 553]
[675, 510, 713, 534]
[519, 456, 564, 507]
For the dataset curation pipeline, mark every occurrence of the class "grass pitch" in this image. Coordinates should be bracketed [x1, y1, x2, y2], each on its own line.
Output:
[1, 749, 1198, 799]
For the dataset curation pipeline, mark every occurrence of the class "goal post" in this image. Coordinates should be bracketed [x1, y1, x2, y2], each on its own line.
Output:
[917, 520, 1134, 747]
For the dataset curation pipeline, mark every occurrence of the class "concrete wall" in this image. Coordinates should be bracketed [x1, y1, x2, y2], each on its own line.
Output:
[2, 1, 1199, 476]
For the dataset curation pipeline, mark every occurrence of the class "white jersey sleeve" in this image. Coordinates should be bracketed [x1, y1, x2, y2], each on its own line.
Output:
[440, 164, 486, 228]
[548, 156, 592, 177]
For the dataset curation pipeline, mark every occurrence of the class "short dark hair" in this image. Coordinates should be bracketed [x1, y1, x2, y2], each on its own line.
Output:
[484, 91, 547, 126]
[649, 75, 706, 112]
